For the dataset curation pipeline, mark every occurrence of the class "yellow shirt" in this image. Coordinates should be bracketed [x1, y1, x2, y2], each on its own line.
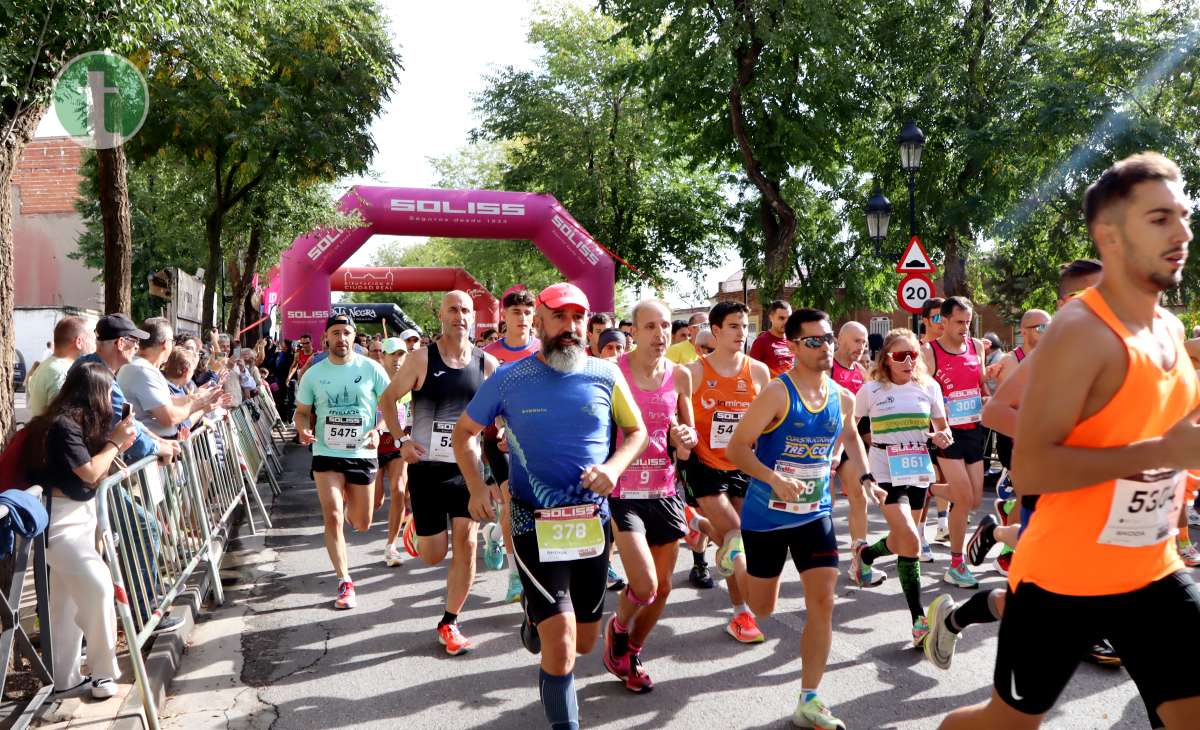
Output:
[666, 340, 698, 365]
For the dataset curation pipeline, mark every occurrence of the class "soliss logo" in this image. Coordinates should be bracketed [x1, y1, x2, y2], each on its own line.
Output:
[306, 231, 341, 261]
[551, 214, 600, 265]
[390, 199, 525, 216]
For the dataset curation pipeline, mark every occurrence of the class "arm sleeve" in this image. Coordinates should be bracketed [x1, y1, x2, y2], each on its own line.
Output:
[465, 369, 504, 427]
[609, 368, 642, 429]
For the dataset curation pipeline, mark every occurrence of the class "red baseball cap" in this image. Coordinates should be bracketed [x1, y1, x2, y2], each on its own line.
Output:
[536, 282, 590, 312]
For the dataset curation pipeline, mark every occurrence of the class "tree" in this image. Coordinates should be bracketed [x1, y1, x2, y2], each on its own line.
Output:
[0, 0, 200, 437]
[472, 3, 731, 290]
[129, 0, 402, 330]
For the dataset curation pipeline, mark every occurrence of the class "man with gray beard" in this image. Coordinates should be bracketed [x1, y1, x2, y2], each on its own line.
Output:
[453, 282, 647, 730]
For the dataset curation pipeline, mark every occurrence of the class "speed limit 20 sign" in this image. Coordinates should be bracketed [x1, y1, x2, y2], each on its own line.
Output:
[897, 273, 935, 314]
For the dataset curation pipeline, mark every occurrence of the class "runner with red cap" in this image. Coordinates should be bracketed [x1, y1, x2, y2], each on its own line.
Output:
[454, 281, 647, 730]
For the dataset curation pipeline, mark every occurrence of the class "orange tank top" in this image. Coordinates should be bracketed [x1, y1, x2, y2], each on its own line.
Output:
[1008, 287, 1200, 596]
[692, 354, 758, 471]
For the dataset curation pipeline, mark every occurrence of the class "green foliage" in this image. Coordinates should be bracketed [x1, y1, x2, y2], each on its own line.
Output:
[471, 2, 732, 289]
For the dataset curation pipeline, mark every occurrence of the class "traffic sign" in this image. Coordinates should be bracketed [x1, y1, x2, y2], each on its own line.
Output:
[897, 273, 935, 314]
[895, 235, 935, 273]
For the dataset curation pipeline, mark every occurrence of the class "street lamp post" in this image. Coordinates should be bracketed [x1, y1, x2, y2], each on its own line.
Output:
[897, 120, 926, 332]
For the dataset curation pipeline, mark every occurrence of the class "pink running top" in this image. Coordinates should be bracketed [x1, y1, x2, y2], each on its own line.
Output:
[931, 338, 986, 430]
[613, 353, 678, 499]
[831, 358, 865, 394]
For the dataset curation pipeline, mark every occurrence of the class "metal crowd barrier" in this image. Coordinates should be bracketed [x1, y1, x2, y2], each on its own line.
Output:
[94, 406, 279, 729]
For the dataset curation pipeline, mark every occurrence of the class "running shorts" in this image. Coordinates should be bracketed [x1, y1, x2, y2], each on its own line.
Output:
[682, 454, 749, 502]
[482, 434, 509, 486]
[743, 515, 839, 579]
[610, 495, 687, 547]
[936, 426, 987, 464]
[995, 571, 1200, 721]
[514, 520, 612, 625]
[408, 461, 472, 537]
[995, 433, 1014, 470]
[880, 481, 929, 510]
[311, 455, 377, 486]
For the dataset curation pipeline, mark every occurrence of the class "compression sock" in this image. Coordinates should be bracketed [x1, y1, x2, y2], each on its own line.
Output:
[538, 669, 580, 730]
[611, 617, 630, 656]
[944, 589, 1002, 634]
[861, 537, 892, 565]
[438, 611, 458, 628]
[897, 557, 923, 622]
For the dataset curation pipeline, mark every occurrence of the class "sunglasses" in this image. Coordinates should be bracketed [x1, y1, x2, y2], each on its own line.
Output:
[929, 314, 943, 324]
[887, 350, 918, 363]
[1022, 324, 1048, 334]
[792, 333, 835, 349]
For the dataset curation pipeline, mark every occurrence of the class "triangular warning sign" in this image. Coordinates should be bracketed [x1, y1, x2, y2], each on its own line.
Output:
[895, 235, 935, 273]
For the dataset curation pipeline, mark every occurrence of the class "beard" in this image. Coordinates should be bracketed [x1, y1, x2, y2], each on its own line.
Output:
[541, 330, 587, 373]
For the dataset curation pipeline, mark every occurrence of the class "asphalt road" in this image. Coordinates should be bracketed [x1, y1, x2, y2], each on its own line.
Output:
[163, 445, 1150, 729]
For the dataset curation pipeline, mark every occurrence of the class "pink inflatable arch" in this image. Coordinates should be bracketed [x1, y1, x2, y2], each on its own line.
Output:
[330, 267, 499, 338]
[278, 186, 615, 343]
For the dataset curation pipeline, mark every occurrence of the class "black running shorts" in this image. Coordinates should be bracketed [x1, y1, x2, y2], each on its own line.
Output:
[880, 481, 930, 510]
[483, 434, 509, 486]
[682, 454, 749, 502]
[936, 425, 987, 464]
[610, 494, 687, 547]
[995, 572, 1200, 723]
[743, 515, 840, 579]
[513, 521, 612, 625]
[311, 455, 378, 486]
[408, 461, 472, 537]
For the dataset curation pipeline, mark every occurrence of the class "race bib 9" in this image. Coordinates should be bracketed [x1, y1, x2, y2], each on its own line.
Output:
[617, 462, 674, 499]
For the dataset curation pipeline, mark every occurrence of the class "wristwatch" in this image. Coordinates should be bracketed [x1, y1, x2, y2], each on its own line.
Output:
[859, 472, 876, 485]
[398, 435, 412, 446]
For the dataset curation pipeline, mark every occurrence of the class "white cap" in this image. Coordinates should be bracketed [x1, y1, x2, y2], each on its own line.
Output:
[399, 329, 420, 341]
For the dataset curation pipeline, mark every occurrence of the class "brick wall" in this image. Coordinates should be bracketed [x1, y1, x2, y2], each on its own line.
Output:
[12, 137, 84, 214]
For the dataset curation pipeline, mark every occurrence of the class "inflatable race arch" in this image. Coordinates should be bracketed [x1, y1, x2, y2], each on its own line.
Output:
[278, 187, 615, 344]
[331, 267, 499, 339]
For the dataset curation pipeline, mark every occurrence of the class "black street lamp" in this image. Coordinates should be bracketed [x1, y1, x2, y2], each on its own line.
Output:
[865, 186, 893, 256]
[897, 119, 925, 237]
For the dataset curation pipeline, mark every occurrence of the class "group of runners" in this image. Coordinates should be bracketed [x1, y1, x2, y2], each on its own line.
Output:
[288, 152, 1200, 729]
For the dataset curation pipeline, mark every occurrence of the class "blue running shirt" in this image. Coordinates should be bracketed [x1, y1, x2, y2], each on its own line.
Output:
[741, 373, 843, 532]
[466, 355, 641, 536]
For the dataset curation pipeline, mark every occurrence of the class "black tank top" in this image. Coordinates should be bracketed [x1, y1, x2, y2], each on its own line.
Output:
[411, 342, 485, 462]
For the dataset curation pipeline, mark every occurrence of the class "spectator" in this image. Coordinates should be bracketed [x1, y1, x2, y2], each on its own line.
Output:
[117, 318, 222, 439]
[163, 349, 208, 435]
[26, 316, 95, 417]
[192, 349, 219, 388]
[400, 329, 421, 351]
[272, 340, 296, 419]
[238, 349, 261, 400]
[23, 362, 138, 699]
[367, 339, 385, 362]
[219, 352, 244, 408]
[175, 334, 202, 353]
[478, 328, 499, 346]
[71, 314, 173, 463]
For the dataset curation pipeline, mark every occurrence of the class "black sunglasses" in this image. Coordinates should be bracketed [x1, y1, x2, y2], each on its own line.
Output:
[791, 333, 835, 349]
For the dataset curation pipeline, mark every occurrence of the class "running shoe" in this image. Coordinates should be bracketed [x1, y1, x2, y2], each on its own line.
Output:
[994, 498, 1012, 526]
[689, 564, 715, 589]
[506, 570, 524, 603]
[934, 523, 951, 543]
[402, 516, 419, 558]
[625, 651, 653, 693]
[437, 622, 473, 656]
[334, 580, 356, 610]
[966, 514, 999, 566]
[1083, 639, 1121, 667]
[1179, 541, 1200, 568]
[519, 593, 541, 655]
[482, 523, 505, 571]
[384, 544, 404, 567]
[848, 540, 886, 587]
[792, 694, 846, 729]
[90, 677, 118, 700]
[911, 615, 930, 648]
[992, 552, 1012, 576]
[716, 531, 744, 578]
[725, 611, 764, 644]
[919, 540, 935, 563]
[1189, 507, 1200, 527]
[996, 471, 1014, 501]
[602, 616, 631, 680]
[943, 564, 978, 589]
[923, 594, 959, 670]
[683, 505, 709, 553]
[607, 564, 627, 591]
